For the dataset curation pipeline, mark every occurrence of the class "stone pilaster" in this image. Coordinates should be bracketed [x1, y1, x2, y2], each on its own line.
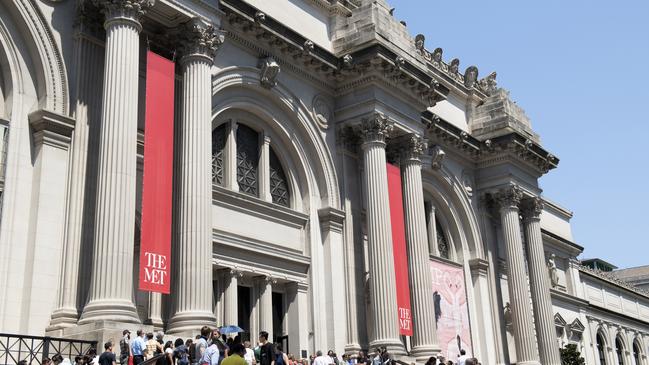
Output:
[258, 275, 275, 341]
[495, 185, 540, 365]
[359, 114, 404, 354]
[398, 134, 440, 360]
[522, 197, 561, 365]
[167, 18, 223, 334]
[222, 269, 243, 327]
[79, 0, 153, 324]
[48, 28, 104, 331]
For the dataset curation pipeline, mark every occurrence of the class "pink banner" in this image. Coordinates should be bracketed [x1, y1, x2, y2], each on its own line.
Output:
[430, 259, 472, 359]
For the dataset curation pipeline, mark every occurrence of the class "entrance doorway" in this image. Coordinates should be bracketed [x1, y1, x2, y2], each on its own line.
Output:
[238, 286, 252, 342]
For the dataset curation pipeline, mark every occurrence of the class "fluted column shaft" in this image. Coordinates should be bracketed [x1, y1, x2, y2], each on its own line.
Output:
[223, 270, 241, 327]
[360, 115, 404, 354]
[168, 19, 222, 333]
[259, 276, 274, 341]
[496, 186, 540, 365]
[399, 135, 439, 360]
[522, 198, 561, 365]
[80, 4, 150, 324]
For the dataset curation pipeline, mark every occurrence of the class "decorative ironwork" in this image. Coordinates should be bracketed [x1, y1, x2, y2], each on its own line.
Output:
[236, 124, 259, 196]
[436, 219, 449, 259]
[0, 332, 97, 365]
[212, 124, 226, 185]
[269, 147, 290, 207]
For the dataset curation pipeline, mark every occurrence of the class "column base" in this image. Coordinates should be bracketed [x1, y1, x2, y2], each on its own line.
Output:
[369, 338, 406, 356]
[516, 361, 542, 365]
[145, 317, 164, 332]
[46, 307, 80, 333]
[410, 345, 441, 362]
[166, 310, 217, 336]
[79, 299, 141, 325]
[54, 320, 155, 348]
[344, 343, 362, 356]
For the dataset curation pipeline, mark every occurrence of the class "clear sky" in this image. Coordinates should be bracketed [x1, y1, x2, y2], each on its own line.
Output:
[388, 0, 649, 268]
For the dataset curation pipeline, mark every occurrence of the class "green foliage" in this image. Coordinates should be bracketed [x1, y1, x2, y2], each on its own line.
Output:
[560, 344, 586, 365]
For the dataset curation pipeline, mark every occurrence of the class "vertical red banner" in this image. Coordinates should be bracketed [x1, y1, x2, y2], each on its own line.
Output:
[386, 163, 413, 336]
[139, 51, 175, 294]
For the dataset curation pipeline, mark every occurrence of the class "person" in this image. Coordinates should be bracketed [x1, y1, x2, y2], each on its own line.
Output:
[18, 361, 28, 365]
[258, 332, 274, 365]
[212, 328, 229, 364]
[464, 359, 477, 365]
[378, 348, 391, 365]
[174, 338, 191, 365]
[202, 331, 224, 365]
[221, 343, 247, 365]
[132, 330, 146, 365]
[313, 351, 329, 365]
[195, 326, 211, 364]
[446, 361, 453, 365]
[98, 342, 117, 365]
[243, 341, 256, 365]
[74, 356, 83, 365]
[145, 333, 162, 360]
[357, 351, 368, 365]
[326, 351, 335, 365]
[424, 357, 437, 365]
[52, 354, 65, 364]
[160, 340, 174, 365]
[456, 350, 468, 365]
[87, 348, 99, 365]
[120, 330, 131, 365]
[370, 349, 381, 365]
[274, 344, 288, 365]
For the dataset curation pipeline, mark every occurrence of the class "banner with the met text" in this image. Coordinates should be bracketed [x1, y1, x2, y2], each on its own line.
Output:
[430, 259, 472, 359]
[139, 51, 175, 294]
[386, 163, 413, 336]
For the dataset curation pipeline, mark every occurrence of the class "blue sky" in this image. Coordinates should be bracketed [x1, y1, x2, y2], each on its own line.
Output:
[388, 0, 649, 268]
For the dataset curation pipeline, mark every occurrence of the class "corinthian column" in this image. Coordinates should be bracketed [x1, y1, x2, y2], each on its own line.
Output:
[79, 0, 153, 324]
[495, 185, 540, 365]
[222, 269, 242, 327]
[398, 135, 439, 360]
[258, 276, 275, 341]
[360, 114, 404, 354]
[522, 198, 561, 365]
[167, 18, 223, 334]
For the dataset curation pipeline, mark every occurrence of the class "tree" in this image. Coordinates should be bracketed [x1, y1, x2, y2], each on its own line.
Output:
[560, 344, 586, 365]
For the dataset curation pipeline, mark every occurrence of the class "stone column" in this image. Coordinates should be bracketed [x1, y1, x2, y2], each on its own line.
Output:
[258, 276, 275, 341]
[425, 203, 440, 257]
[522, 197, 561, 365]
[286, 282, 309, 357]
[398, 134, 439, 360]
[359, 114, 404, 354]
[147, 292, 163, 331]
[222, 269, 242, 327]
[79, 0, 153, 324]
[167, 18, 222, 333]
[259, 132, 271, 202]
[495, 185, 540, 365]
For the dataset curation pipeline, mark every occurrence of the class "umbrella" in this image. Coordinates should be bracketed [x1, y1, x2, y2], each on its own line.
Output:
[219, 325, 244, 334]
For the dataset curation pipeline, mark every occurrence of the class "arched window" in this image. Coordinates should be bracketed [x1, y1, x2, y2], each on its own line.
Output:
[597, 333, 607, 365]
[436, 218, 450, 259]
[633, 341, 641, 365]
[616, 336, 625, 365]
[269, 147, 290, 207]
[236, 124, 259, 196]
[212, 124, 226, 185]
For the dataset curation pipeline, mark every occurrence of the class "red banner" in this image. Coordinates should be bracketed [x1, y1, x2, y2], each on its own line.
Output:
[139, 51, 175, 293]
[386, 163, 413, 336]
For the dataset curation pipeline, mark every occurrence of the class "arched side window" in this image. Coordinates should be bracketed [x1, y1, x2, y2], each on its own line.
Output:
[236, 124, 259, 197]
[269, 147, 290, 207]
[616, 336, 625, 365]
[436, 218, 450, 259]
[212, 124, 226, 185]
[632, 340, 641, 365]
[597, 332, 607, 365]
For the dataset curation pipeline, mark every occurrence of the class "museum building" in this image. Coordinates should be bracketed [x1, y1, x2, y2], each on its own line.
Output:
[0, 0, 648, 364]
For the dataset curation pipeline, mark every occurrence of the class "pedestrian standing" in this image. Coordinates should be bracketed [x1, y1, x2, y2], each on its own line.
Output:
[221, 344, 248, 365]
[194, 326, 211, 365]
[131, 330, 146, 365]
[120, 330, 131, 365]
[243, 341, 256, 365]
[98, 342, 116, 365]
[274, 344, 288, 365]
[174, 338, 191, 365]
[258, 332, 274, 365]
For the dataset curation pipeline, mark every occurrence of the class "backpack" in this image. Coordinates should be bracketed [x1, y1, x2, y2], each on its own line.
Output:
[174, 345, 190, 365]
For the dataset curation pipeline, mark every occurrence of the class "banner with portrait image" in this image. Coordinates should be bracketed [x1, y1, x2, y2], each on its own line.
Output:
[430, 259, 472, 359]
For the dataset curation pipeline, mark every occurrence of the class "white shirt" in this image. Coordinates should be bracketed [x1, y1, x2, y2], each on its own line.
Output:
[457, 355, 468, 365]
[244, 348, 255, 365]
[314, 356, 331, 365]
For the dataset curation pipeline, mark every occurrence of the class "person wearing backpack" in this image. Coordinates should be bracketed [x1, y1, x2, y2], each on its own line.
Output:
[174, 338, 190, 365]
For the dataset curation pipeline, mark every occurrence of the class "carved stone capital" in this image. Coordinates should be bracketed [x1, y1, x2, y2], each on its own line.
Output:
[396, 134, 427, 164]
[179, 18, 224, 64]
[94, 0, 154, 30]
[521, 197, 544, 221]
[360, 114, 393, 145]
[495, 184, 523, 210]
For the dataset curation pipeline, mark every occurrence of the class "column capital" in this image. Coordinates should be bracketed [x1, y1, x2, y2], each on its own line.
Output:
[360, 114, 393, 146]
[318, 207, 345, 234]
[28, 109, 75, 150]
[95, 0, 154, 30]
[395, 133, 427, 164]
[256, 275, 277, 285]
[179, 18, 224, 64]
[220, 268, 244, 279]
[521, 197, 544, 222]
[495, 184, 523, 210]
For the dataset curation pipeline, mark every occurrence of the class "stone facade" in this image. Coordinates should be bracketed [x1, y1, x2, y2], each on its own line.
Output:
[0, 1, 647, 364]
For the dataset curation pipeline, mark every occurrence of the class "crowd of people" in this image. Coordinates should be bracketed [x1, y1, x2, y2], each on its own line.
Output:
[19, 328, 480, 365]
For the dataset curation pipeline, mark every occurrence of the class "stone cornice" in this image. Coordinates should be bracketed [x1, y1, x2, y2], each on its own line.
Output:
[318, 207, 345, 234]
[422, 111, 481, 159]
[541, 229, 584, 254]
[28, 109, 75, 150]
[580, 265, 649, 299]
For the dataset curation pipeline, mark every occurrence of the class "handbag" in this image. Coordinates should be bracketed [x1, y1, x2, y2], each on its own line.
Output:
[128, 355, 134, 365]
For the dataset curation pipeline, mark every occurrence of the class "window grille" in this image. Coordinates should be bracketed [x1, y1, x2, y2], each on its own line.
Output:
[212, 124, 226, 185]
[269, 147, 290, 207]
[236, 124, 259, 196]
[436, 219, 449, 259]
